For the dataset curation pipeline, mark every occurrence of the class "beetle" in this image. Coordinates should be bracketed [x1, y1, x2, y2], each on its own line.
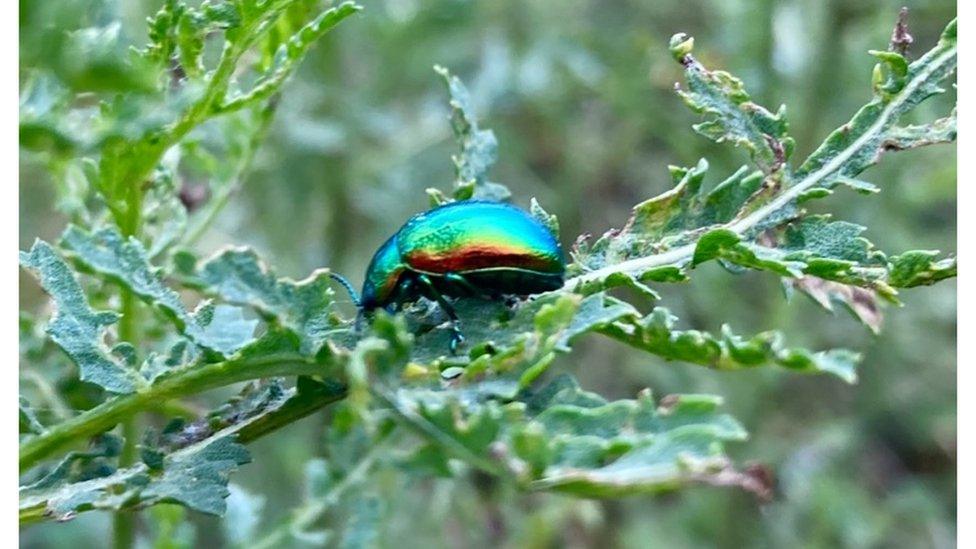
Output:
[330, 200, 566, 352]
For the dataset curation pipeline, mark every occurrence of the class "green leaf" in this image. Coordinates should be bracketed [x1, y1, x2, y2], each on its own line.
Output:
[19, 376, 345, 523]
[528, 384, 763, 497]
[569, 160, 766, 277]
[600, 306, 860, 382]
[59, 23, 158, 94]
[182, 248, 341, 354]
[435, 65, 511, 201]
[142, 0, 184, 66]
[386, 374, 770, 498]
[692, 216, 954, 304]
[530, 197, 560, 240]
[140, 340, 197, 385]
[405, 292, 611, 387]
[882, 110, 956, 150]
[20, 434, 250, 521]
[672, 35, 792, 174]
[19, 73, 77, 155]
[190, 302, 260, 358]
[887, 250, 957, 288]
[20, 240, 143, 394]
[692, 228, 804, 276]
[60, 225, 257, 357]
[140, 436, 251, 514]
[219, 3, 362, 112]
[795, 20, 957, 183]
[566, 20, 956, 307]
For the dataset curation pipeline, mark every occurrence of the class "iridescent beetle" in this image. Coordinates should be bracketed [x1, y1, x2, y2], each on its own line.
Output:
[330, 200, 566, 352]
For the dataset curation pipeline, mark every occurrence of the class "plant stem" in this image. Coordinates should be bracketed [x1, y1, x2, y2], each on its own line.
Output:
[19, 352, 344, 472]
[112, 499, 136, 549]
[564, 36, 957, 288]
[20, 380, 347, 526]
[103, 5, 269, 235]
[113, 289, 140, 549]
[96, 10, 297, 544]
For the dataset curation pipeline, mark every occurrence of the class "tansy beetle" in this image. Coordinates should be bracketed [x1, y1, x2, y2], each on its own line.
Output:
[330, 200, 566, 352]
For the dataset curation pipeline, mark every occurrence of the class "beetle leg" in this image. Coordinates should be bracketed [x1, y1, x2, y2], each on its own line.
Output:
[445, 272, 508, 301]
[416, 274, 465, 354]
[392, 277, 416, 312]
[444, 272, 497, 300]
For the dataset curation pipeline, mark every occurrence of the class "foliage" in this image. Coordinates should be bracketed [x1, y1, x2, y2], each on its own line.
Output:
[19, 1, 955, 546]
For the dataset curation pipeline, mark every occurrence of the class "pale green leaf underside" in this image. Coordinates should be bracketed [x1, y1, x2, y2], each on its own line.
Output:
[20, 240, 143, 394]
[180, 248, 340, 355]
[60, 225, 257, 357]
[20, 434, 249, 520]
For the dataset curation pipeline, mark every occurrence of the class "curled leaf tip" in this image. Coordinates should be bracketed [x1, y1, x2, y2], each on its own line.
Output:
[669, 33, 695, 63]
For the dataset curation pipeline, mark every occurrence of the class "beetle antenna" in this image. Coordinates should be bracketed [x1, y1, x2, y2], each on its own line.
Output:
[328, 272, 361, 309]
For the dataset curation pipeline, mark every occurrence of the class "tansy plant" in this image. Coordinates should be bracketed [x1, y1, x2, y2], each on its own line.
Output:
[19, 1, 956, 544]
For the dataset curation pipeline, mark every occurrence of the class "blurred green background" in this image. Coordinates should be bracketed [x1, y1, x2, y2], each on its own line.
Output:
[20, 0, 956, 547]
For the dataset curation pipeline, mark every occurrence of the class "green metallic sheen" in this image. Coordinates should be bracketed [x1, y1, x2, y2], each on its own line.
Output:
[360, 200, 565, 311]
[361, 234, 407, 311]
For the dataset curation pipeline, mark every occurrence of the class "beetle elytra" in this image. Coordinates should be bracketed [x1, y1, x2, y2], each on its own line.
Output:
[330, 200, 566, 352]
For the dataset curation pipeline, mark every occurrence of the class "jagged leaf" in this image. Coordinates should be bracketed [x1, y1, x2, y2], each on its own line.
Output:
[180, 248, 340, 354]
[670, 34, 792, 174]
[140, 339, 197, 385]
[18, 377, 345, 524]
[435, 65, 510, 201]
[598, 305, 860, 382]
[220, 3, 362, 112]
[568, 160, 768, 276]
[20, 240, 143, 394]
[882, 110, 956, 150]
[60, 225, 256, 356]
[190, 302, 260, 358]
[566, 19, 956, 325]
[530, 197, 560, 240]
[19, 434, 249, 521]
[387, 374, 769, 498]
[795, 21, 956, 185]
[404, 292, 638, 391]
[686, 217, 953, 306]
[887, 250, 957, 288]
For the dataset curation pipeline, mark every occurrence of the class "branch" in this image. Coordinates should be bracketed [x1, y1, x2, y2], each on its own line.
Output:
[19, 347, 345, 471]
